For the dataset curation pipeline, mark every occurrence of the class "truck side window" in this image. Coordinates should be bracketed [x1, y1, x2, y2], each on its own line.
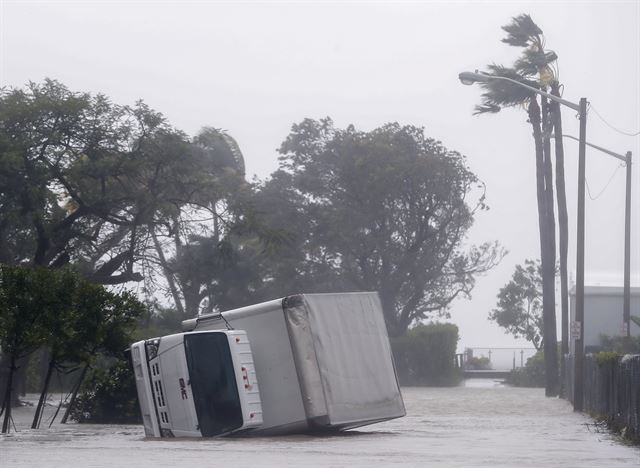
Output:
[184, 333, 243, 437]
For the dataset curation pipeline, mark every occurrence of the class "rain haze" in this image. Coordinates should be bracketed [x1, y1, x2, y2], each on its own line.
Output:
[1, 0, 639, 350]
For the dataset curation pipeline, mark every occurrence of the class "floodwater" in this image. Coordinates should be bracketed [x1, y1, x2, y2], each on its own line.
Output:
[1, 380, 638, 468]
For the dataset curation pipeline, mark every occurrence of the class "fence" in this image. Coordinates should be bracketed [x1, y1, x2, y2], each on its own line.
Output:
[576, 354, 640, 438]
[462, 347, 537, 371]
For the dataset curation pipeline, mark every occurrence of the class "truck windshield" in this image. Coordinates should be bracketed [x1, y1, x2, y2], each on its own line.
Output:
[183, 333, 243, 437]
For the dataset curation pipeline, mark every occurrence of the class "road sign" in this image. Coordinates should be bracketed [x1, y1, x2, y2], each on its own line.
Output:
[571, 321, 582, 339]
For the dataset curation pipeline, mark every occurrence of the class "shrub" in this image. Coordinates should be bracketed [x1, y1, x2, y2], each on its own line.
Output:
[593, 351, 622, 366]
[391, 323, 461, 386]
[598, 334, 640, 354]
[505, 350, 545, 387]
[465, 355, 492, 370]
[70, 359, 140, 424]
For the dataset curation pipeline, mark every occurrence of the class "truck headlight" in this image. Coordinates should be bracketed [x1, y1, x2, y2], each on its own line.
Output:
[145, 338, 161, 361]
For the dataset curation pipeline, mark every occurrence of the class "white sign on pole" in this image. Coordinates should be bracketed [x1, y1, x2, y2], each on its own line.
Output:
[571, 321, 582, 340]
[620, 321, 629, 336]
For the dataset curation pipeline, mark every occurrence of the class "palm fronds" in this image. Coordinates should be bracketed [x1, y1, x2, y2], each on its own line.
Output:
[502, 14, 543, 47]
[473, 65, 541, 114]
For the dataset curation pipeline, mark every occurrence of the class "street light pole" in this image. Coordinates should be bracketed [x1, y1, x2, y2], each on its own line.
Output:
[459, 70, 587, 411]
[574, 97, 588, 412]
[551, 134, 632, 346]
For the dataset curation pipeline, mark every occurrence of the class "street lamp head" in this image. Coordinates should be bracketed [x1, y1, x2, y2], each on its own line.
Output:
[458, 71, 490, 85]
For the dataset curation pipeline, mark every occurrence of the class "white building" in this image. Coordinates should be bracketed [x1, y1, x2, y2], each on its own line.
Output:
[569, 286, 640, 353]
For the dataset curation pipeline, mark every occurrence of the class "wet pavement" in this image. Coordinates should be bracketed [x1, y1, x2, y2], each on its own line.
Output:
[1, 380, 638, 467]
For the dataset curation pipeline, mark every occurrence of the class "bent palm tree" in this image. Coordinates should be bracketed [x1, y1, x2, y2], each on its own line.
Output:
[472, 14, 561, 396]
[510, 14, 569, 397]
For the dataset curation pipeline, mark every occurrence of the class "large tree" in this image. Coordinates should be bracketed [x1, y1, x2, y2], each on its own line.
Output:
[0, 80, 223, 285]
[490, 259, 544, 350]
[472, 14, 561, 396]
[255, 118, 503, 336]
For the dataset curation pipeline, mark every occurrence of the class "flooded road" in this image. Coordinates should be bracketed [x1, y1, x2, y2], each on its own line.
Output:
[2, 380, 638, 467]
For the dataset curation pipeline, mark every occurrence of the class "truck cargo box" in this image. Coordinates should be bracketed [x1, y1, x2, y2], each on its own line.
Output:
[183, 292, 405, 433]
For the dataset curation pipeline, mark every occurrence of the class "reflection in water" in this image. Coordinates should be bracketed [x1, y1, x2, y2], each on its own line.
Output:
[462, 378, 506, 388]
[2, 384, 638, 467]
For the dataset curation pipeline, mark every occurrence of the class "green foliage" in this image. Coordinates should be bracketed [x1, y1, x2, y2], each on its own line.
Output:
[391, 323, 461, 386]
[69, 359, 141, 424]
[599, 334, 640, 354]
[506, 351, 545, 387]
[465, 355, 492, 370]
[501, 14, 543, 47]
[0, 265, 54, 360]
[0, 264, 145, 431]
[594, 351, 623, 366]
[150, 125, 260, 317]
[0, 80, 239, 286]
[134, 305, 184, 340]
[475, 14, 558, 116]
[254, 119, 503, 336]
[0, 265, 56, 429]
[490, 259, 543, 350]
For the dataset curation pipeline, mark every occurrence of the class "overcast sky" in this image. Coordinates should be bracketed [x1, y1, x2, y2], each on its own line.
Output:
[2, 0, 639, 350]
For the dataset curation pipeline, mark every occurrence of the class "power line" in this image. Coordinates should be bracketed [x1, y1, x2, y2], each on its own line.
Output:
[588, 104, 640, 137]
[585, 163, 624, 201]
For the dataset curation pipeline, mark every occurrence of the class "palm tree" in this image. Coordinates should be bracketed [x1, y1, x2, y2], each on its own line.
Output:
[151, 127, 248, 317]
[510, 14, 569, 397]
[509, 16, 569, 395]
[473, 14, 561, 396]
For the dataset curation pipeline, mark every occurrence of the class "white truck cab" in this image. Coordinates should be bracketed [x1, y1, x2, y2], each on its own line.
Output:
[130, 330, 263, 438]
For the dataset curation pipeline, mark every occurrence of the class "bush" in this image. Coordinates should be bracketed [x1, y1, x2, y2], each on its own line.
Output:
[598, 334, 640, 354]
[391, 323, 461, 386]
[593, 351, 623, 366]
[505, 350, 545, 387]
[68, 306, 183, 425]
[465, 355, 492, 370]
[70, 360, 140, 424]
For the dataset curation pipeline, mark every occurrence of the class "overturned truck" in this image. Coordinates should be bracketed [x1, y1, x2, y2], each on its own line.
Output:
[130, 292, 405, 438]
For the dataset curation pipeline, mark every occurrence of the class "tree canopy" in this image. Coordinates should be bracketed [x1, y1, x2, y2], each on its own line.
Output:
[490, 259, 544, 350]
[0, 264, 144, 432]
[254, 118, 503, 336]
[0, 80, 234, 286]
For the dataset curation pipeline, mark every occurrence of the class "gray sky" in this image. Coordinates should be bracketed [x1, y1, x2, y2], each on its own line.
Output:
[2, 0, 639, 350]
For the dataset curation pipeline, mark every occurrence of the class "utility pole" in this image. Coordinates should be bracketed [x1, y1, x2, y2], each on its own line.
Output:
[574, 97, 588, 412]
[624, 151, 632, 338]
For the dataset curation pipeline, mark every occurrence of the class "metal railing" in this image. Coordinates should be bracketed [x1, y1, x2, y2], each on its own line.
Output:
[459, 347, 537, 371]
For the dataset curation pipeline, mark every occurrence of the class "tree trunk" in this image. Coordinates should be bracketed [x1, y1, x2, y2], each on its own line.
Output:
[541, 97, 560, 396]
[31, 360, 55, 429]
[61, 364, 89, 424]
[0, 353, 20, 409]
[551, 82, 569, 398]
[379, 290, 401, 337]
[151, 229, 185, 316]
[529, 97, 559, 396]
[1, 355, 16, 433]
[541, 96, 559, 396]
